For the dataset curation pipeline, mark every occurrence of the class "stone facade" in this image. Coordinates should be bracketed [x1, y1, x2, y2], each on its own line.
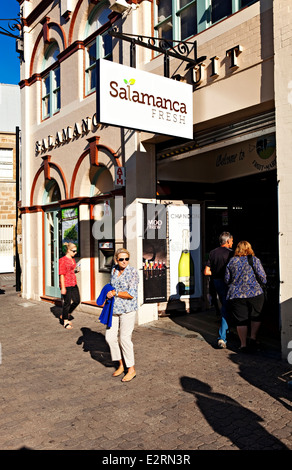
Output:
[18, 0, 292, 359]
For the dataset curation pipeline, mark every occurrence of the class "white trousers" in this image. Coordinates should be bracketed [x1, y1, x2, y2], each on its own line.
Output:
[105, 311, 136, 368]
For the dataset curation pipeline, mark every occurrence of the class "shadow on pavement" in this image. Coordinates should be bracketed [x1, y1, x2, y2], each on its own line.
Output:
[229, 353, 292, 412]
[76, 327, 112, 368]
[180, 376, 289, 450]
[168, 307, 281, 357]
[50, 305, 113, 368]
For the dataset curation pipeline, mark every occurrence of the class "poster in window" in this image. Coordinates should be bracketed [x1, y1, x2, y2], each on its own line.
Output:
[168, 205, 201, 299]
[61, 207, 79, 256]
[143, 204, 167, 303]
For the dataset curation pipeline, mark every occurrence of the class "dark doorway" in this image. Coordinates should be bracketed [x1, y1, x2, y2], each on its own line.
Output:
[157, 170, 279, 334]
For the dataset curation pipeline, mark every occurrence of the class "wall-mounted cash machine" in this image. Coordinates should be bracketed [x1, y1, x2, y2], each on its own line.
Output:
[98, 240, 115, 273]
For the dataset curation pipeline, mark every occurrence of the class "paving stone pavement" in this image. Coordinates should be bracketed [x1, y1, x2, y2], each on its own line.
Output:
[0, 281, 291, 455]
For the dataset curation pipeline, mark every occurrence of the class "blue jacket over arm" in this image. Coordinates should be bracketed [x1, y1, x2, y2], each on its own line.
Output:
[96, 283, 115, 328]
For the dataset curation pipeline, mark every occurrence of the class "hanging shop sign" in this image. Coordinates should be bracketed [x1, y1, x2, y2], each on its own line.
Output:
[61, 207, 79, 256]
[168, 205, 201, 299]
[96, 59, 193, 139]
[115, 167, 126, 187]
[143, 203, 167, 303]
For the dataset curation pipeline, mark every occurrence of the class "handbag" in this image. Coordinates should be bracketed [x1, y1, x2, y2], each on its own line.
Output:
[247, 255, 268, 301]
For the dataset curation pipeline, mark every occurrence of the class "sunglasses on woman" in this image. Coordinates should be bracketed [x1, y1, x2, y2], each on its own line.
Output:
[118, 257, 129, 262]
[71, 249, 77, 253]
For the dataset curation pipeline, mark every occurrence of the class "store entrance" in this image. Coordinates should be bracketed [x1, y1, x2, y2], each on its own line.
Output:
[158, 170, 279, 332]
[44, 209, 62, 298]
[43, 180, 62, 298]
[204, 171, 278, 256]
[205, 172, 279, 330]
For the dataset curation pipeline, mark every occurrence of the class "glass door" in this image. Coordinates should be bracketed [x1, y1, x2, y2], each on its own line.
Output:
[44, 209, 61, 297]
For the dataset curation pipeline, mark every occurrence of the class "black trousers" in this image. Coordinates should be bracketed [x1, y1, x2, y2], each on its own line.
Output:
[62, 285, 80, 320]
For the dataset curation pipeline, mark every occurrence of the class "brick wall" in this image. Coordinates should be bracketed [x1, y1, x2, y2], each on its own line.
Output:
[0, 183, 16, 222]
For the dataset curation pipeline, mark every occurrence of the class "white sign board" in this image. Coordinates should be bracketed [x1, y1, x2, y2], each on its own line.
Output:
[96, 59, 193, 139]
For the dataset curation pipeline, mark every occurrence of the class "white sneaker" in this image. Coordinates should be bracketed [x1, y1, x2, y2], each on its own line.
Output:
[218, 339, 227, 349]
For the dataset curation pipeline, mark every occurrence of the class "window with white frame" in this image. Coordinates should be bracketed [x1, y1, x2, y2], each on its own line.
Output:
[154, 0, 258, 41]
[42, 43, 60, 120]
[0, 148, 13, 180]
[85, 1, 112, 96]
[155, 0, 197, 42]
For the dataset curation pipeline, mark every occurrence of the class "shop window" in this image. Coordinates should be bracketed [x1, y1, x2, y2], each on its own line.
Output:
[0, 148, 13, 180]
[84, 1, 113, 96]
[42, 43, 60, 120]
[154, 0, 259, 40]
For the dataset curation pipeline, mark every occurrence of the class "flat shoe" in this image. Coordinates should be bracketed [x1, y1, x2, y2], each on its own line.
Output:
[112, 367, 124, 377]
[217, 339, 227, 349]
[121, 372, 136, 382]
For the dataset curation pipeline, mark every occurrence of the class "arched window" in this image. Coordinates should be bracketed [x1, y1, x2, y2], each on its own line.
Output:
[84, 1, 112, 95]
[43, 179, 61, 204]
[89, 166, 114, 197]
[42, 42, 61, 119]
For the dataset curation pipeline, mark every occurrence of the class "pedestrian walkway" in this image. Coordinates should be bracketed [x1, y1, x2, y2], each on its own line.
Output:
[0, 284, 291, 452]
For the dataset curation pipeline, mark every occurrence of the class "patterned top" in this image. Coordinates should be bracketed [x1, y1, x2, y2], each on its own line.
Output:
[225, 255, 267, 300]
[110, 264, 139, 314]
[59, 256, 77, 287]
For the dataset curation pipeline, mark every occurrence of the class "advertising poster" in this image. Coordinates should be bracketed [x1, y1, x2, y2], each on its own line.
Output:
[143, 204, 167, 303]
[168, 205, 201, 298]
[61, 207, 79, 256]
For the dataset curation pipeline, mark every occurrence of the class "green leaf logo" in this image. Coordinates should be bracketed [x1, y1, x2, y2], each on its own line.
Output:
[124, 78, 136, 85]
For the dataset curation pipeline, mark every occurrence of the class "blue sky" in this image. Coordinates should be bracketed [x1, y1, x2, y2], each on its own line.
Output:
[0, 0, 21, 84]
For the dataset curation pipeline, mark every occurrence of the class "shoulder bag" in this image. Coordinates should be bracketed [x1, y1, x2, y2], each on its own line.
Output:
[247, 255, 268, 301]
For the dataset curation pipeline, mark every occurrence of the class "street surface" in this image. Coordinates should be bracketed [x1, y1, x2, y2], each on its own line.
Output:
[0, 275, 291, 457]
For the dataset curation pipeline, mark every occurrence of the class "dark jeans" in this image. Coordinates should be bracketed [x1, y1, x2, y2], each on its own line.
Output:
[62, 285, 80, 320]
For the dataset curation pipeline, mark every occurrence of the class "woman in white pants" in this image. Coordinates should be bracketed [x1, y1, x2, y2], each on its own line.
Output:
[105, 249, 139, 382]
